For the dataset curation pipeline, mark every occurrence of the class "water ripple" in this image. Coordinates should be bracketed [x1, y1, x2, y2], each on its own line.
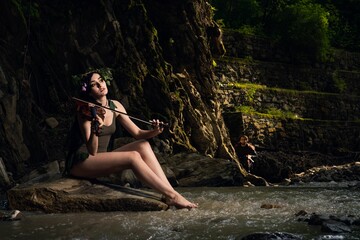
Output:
[1, 185, 360, 240]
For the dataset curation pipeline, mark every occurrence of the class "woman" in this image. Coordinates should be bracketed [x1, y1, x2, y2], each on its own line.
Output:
[65, 70, 198, 209]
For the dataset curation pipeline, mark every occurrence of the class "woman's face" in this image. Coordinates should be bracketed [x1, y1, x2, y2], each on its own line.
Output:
[89, 73, 108, 98]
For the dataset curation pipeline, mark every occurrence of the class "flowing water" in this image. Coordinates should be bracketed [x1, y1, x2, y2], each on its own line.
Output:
[1, 182, 360, 240]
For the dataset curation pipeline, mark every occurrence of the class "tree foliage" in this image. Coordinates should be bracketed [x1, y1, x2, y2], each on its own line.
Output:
[270, 1, 331, 61]
[210, 0, 262, 28]
[318, 0, 360, 51]
[210, 0, 360, 59]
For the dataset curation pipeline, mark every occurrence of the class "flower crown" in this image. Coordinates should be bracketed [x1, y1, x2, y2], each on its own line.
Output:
[81, 82, 88, 92]
[72, 67, 113, 92]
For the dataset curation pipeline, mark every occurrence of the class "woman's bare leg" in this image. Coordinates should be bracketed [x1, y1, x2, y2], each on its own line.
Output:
[114, 140, 172, 188]
[70, 150, 198, 209]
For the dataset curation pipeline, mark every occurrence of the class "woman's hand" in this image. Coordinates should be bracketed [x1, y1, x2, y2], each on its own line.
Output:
[91, 113, 105, 135]
[88, 104, 105, 135]
[150, 119, 165, 133]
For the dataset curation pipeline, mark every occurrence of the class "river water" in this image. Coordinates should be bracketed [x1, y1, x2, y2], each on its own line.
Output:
[1, 182, 360, 240]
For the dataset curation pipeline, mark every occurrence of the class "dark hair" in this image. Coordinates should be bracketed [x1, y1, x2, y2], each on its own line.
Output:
[239, 135, 249, 141]
[79, 71, 102, 102]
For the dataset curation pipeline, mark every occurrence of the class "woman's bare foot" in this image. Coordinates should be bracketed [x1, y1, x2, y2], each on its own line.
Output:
[165, 192, 198, 209]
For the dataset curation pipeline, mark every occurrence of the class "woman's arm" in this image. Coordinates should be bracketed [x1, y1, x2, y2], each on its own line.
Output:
[77, 112, 102, 155]
[112, 100, 163, 140]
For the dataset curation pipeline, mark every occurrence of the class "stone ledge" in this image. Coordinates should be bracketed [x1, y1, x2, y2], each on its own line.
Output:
[7, 176, 168, 213]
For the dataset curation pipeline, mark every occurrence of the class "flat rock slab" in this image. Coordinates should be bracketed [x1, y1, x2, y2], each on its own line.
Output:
[7, 176, 168, 213]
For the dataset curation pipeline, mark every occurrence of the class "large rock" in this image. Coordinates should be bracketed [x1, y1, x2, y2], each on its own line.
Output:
[165, 152, 246, 186]
[248, 151, 359, 183]
[7, 175, 168, 213]
[291, 161, 360, 183]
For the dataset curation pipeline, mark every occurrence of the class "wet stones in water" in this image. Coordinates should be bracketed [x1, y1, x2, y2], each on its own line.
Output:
[296, 211, 358, 234]
[239, 232, 302, 240]
[260, 203, 282, 209]
[321, 220, 351, 233]
[0, 210, 22, 221]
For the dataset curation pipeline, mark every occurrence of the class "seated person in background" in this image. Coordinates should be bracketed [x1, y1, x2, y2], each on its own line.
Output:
[234, 135, 257, 172]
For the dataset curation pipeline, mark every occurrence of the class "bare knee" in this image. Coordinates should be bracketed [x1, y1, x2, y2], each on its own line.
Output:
[133, 140, 153, 154]
[127, 151, 143, 166]
[137, 139, 151, 149]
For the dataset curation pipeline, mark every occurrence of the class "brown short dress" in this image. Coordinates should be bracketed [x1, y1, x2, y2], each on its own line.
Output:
[64, 109, 116, 175]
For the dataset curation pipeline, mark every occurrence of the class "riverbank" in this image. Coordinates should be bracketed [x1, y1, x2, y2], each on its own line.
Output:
[251, 150, 360, 184]
[2, 186, 360, 240]
[2, 149, 359, 213]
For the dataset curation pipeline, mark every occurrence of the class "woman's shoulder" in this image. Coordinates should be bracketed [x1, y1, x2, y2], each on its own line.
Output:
[108, 99, 126, 115]
[108, 99, 122, 108]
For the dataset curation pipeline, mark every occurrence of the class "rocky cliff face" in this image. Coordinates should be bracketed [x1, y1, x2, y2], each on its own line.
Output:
[0, 0, 236, 189]
[215, 30, 360, 182]
[216, 30, 360, 154]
